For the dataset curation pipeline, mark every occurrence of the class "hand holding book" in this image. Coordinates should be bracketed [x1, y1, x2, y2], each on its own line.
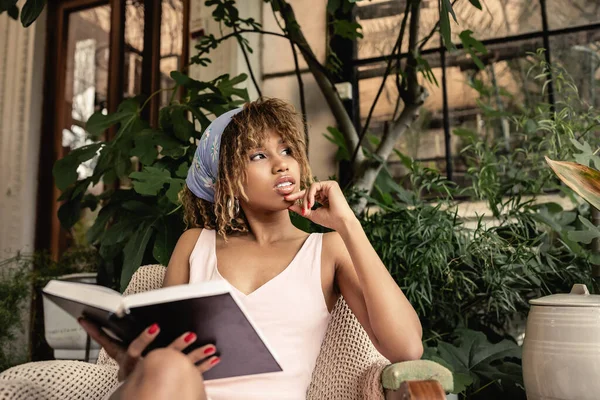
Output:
[78, 319, 221, 382]
[43, 279, 282, 380]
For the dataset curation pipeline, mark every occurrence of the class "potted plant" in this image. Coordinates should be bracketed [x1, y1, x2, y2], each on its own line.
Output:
[1, 247, 102, 364]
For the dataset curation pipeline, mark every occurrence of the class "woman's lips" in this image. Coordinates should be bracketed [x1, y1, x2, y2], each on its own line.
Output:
[274, 183, 295, 196]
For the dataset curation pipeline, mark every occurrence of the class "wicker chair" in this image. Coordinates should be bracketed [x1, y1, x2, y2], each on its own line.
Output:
[0, 265, 453, 400]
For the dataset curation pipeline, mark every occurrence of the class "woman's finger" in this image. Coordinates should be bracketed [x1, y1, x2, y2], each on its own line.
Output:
[167, 331, 198, 352]
[78, 318, 124, 360]
[196, 355, 221, 374]
[186, 344, 217, 364]
[306, 183, 322, 211]
[126, 323, 161, 360]
[283, 189, 305, 202]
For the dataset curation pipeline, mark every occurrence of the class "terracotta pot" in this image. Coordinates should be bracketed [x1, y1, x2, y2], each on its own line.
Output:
[43, 272, 101, 362]
[523, 284, 600, 400]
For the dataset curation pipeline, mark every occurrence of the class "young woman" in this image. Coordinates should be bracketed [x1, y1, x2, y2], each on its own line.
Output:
[79, 97, 423, 400]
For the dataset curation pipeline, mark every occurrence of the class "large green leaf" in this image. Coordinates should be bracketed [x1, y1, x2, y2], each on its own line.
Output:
[0, 0, 18, 12]
[567, 215, 600, 244]
[170, 71, 215, 91]
[546, 156, 600, 211]
[130, 167, 172, 196]
[332, 20, 363, 40]
[458, 30, 487, 70]
[20, 0, 45, 27]
[571, 139, 600, 170]
[86, 111, 133, 137]
[423, 329, 522, 394]
[86, 204, 118, 244]
[153, 215, 184, 266]
[171, 107, 195, 142]
[439, 0, 457, 50]
[121, 222, 155, 292]
[323, 126, 350, 161]
[53, 143, 104, 190]
[468, 0, 482, 10]
[57, 192, 83, 230]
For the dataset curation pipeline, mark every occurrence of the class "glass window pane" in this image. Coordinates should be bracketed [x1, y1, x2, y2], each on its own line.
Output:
[124, 0, 144, 98]
[357, 53, 450, 176]
[546, 0, 600, 30]
[62, 5, 111, 246]
[160, 0, 184, 108]
[448, 0, 541, 43]
[444, 39, 547, 184]
[550, 31, 600, 108]
[64, 6, 111, 173]
[356, 0, 440, 61]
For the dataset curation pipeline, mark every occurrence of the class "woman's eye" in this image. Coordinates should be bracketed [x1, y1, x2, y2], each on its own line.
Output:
[250, 153, 265, 161]
[282, 148, 292, 155]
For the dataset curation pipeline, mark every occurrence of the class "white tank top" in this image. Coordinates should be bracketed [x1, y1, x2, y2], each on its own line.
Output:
[188, 229, 331, 400]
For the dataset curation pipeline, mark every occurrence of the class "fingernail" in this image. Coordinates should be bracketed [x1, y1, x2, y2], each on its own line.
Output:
[184, 332, 196, 343]
[148, 324, 159, 334]
[210, 357, 220, 366]
[204, 346, 216, 355]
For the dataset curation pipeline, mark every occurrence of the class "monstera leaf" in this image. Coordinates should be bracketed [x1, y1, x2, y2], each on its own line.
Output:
[546, 156, 600, 211]
[423, 329, 522, 394]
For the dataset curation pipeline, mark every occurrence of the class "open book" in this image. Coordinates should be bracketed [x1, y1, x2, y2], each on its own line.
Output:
[42, 279, 282, 380]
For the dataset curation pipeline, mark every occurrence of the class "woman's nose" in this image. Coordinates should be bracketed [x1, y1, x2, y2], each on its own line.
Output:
[272, 156, 289, 173]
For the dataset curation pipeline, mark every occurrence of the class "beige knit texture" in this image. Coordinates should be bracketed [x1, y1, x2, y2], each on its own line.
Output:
[0, 264, 450, 399]
[0, 361, 118, 400]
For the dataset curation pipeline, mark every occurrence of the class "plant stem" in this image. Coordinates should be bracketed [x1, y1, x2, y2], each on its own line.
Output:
[350, 0, 411, 165]
[271, 7, 308, 149]
[141, 86, 177, 111]
[233, 26, 262, 98]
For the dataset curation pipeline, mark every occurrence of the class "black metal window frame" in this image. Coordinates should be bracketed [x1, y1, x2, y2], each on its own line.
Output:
[262, 0, 600, 182]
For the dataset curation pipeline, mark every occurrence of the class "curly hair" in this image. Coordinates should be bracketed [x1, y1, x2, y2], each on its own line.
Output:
[180, 97, 313, 239]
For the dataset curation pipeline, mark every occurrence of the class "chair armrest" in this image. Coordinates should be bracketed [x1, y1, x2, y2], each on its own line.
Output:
[386, 380, 446, 400]
[381, 360, 453, 395]
[0, 361, 118, 400]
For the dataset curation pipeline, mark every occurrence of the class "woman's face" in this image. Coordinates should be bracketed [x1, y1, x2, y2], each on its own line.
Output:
[240, 128, 301, 212]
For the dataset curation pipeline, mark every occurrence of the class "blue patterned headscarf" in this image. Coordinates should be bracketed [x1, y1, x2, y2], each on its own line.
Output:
[186, 107, 244, 203]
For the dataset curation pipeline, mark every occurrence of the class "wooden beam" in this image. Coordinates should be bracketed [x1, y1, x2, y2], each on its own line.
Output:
[356, 1, 432, 21]
[141, 0, 162, 127]
[107, 0, 126, 128]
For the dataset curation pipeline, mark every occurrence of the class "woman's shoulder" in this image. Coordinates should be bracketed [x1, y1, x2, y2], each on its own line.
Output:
[173, 228, 204, 256]
[180, 227, 203, 242]
[164, 228, 204, 286]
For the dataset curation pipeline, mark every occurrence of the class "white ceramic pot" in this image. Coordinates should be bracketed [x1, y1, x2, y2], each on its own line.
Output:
[43, 272, 101, 363]
[523, 284, 600, 400]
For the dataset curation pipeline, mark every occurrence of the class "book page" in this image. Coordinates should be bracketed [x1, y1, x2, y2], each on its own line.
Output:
[122, 279, 231, 311]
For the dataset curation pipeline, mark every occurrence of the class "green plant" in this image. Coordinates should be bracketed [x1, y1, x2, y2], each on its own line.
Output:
[0, 0, 46, 27]
[0, 248, 101, 365]
[54, 73, 249, 291]
[192, 0, 489, 214]
[423, 329, 523, 399]
[324, 57, 600, 398]
[0, 258, 30, 371]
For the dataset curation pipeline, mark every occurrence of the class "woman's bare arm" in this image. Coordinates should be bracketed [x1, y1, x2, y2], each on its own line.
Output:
[162, 228, 202, 287]
[332, 222, 423, 363]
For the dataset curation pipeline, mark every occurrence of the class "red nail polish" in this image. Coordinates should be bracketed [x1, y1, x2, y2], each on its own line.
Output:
[184, 332, 196, 343]
[204, 346, 215, 355]
[148, 324, 159, 334]
[210, 357, 220, 366]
